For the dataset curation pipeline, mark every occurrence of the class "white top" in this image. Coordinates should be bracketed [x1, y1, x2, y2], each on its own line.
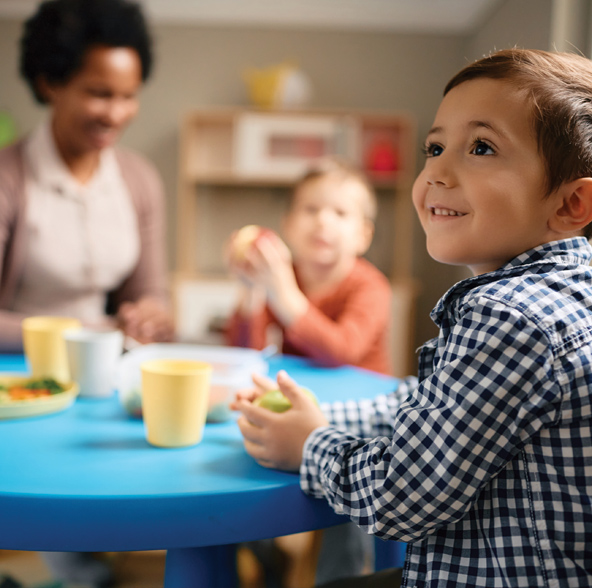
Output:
[12, 120, 140, 324]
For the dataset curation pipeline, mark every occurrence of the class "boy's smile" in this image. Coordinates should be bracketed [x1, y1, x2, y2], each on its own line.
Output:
[413, 77, 561, 276]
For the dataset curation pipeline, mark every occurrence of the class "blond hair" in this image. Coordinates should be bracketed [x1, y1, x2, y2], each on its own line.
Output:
[291, 157, 377, 221]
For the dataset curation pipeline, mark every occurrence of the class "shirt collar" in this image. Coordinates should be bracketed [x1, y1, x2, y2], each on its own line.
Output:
[431, 237, 592, 327]
[24, 118, 119, 199]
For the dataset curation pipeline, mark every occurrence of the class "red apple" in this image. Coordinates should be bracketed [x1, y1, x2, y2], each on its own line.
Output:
[232, 224, 273, 261]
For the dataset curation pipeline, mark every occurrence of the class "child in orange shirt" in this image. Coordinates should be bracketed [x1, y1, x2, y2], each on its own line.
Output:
[225, 159, 392, 584]
[226, 159, 392, 376]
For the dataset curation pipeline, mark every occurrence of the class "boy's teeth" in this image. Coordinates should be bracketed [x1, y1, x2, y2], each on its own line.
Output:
[432, 207, 464, 216]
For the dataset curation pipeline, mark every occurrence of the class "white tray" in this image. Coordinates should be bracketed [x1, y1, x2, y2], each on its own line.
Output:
[116, 343, 269, 422]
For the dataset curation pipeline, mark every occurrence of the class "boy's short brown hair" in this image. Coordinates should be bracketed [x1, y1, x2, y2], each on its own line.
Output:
[291, 157, 377, 222]
[445, 48, 592, 238]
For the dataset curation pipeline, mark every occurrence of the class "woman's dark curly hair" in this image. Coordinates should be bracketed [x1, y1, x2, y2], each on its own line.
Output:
[20, 0, 153, 104]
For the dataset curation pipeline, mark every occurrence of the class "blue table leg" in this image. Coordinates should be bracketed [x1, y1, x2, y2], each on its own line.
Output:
[164, 545, 238, 588]
[374, 538, 406, 570]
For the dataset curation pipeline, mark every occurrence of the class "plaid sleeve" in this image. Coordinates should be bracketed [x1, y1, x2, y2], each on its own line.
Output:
[319, 376, 418, 437]
[301, 300, 561, 543]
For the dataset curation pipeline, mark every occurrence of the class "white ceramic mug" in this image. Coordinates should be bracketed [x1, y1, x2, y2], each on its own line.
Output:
[64, 328, 124, 398]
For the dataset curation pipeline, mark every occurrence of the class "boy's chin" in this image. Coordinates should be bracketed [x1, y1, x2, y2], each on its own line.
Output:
[305, 252, 353, 268]
[426, 245, 469, 268]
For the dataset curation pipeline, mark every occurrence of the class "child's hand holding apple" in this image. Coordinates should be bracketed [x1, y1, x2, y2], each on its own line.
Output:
[225, 224, 281, 286]
[225, 224, 308, 326]
[231, 371, 328, 471]
[229, 225, 276, 264]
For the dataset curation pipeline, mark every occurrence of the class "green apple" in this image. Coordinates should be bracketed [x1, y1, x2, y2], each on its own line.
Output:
[253, 387, 318, 413]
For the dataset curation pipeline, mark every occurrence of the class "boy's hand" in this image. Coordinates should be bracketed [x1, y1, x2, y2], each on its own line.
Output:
[224, 230, 308, 325]
[233, 371, 329, 471]
[223, 230, 257, 286]
[245, 235, 309, 326]
[230, 372, 278, 407]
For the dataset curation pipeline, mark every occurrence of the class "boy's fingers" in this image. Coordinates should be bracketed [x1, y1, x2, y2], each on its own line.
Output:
[243, 437, 266, 460]
[254, 456, 276, 469]
[244, 441, 277, 469]
[261, 233, 292, 264]
[236, 399, 274, 428]
[252, 372, 277, 391]
[276, 370, 307, 405]
[236, 414, 266, 444]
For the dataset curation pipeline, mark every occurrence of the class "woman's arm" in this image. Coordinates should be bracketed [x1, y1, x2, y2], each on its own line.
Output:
[110, 150, 174, 343]
[0, 143, 28, 352]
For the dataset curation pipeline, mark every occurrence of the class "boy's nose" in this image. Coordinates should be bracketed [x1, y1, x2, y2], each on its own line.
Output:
[316, 208, 333, 224]
[426, 175, 448, 187]
[425, 157, 455, 188]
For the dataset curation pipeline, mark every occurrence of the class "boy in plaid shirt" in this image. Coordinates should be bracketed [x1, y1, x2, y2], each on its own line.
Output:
[232, 48, 592, 587]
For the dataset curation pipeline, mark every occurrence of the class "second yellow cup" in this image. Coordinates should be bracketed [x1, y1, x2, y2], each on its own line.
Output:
[22, 316, 82, 383]
[141, 359, 212, 448]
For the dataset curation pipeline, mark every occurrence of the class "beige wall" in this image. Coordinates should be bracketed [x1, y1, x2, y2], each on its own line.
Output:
[0, 0, 555, 356]
[465, 0, 553, 59]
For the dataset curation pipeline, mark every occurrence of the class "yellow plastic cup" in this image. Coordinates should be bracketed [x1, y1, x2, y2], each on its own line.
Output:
[141, 359, 212, 448]
[22, 316, 82, 383]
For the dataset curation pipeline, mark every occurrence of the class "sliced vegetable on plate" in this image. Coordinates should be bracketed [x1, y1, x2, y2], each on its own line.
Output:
[0, 376, 78, 419]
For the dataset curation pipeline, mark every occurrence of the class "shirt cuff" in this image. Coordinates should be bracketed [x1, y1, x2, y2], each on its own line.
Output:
[299, 425, 359, 501]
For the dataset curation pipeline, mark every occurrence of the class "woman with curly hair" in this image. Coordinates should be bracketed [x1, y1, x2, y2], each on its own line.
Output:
[0, 0, 174, 357]
[1, 0, 174, 585]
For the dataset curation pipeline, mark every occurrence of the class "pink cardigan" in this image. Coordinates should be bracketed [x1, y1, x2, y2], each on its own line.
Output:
[0, 141, 170, 351]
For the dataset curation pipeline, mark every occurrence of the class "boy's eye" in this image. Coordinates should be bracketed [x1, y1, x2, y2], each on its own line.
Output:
[422, 142, 443, 157]
[471, 140, 495, 156]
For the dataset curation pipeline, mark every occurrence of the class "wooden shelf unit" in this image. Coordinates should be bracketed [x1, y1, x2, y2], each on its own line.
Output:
[175, 107, 419, 376]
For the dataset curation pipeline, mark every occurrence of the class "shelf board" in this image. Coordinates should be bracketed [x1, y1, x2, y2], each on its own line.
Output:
[186, 173, 296, 187]
[185, 171, 411, 188]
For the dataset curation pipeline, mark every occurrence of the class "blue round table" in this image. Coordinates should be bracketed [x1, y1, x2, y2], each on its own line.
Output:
[0, 353, 405, 587]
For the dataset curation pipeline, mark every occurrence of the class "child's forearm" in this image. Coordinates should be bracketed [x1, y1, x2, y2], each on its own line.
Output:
[320, 376, 417, 436]
[237, 284, 267, 318]
[267, 286, 309, 327]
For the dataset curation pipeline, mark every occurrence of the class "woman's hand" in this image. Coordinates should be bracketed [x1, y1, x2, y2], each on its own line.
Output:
[117, 296, 175, 344]
[233, 371, 329, 471]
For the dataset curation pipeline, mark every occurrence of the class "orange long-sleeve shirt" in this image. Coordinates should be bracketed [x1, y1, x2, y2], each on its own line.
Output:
[226, 258, 392, 375]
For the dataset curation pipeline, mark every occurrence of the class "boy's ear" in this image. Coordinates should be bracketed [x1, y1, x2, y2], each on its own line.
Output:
[549, 178, 592, 235]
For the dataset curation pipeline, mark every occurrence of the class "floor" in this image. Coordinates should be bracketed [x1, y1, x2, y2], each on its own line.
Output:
[0, 550, 166, 588]
[0, 534, 320, 588]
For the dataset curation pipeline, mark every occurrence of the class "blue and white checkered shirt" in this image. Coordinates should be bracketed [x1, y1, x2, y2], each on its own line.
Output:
[301, 237, 592, 588]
